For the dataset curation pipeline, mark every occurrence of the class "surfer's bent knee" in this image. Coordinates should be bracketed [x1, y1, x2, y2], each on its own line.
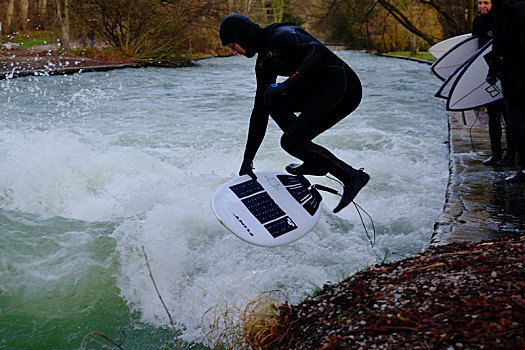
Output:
[280, 132, 300, 154]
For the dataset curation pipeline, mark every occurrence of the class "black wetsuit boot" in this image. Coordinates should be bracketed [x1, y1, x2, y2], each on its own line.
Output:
[286, 162, 369, 212]
[286, 162, 328, 176]
[483, 101, 504, 166]
[332, 167, 370, 213]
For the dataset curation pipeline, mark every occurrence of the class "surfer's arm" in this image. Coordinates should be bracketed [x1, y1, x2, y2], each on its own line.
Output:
[242, 62, 275, 162]
[243, 108, 269, 161]
[488, 0, 505, 80]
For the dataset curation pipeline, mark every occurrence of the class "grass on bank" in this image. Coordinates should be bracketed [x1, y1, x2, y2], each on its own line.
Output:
[3, 30, 55, 48]
[204, 291, 290, 349]
[387, 51, 436, 62]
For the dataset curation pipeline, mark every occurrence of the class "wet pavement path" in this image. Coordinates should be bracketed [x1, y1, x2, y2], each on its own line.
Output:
[432, 110, 525, 245]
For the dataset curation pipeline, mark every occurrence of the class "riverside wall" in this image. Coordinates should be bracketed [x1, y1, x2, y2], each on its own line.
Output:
[432, 110, 525, 245]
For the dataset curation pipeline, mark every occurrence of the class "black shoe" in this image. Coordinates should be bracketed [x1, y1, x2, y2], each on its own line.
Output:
[505, 171, 525, 183]
[483, 155, 501, 166]
[286, 163, 328, 176]
[496, 155, 515, 167]
[333, 170, 370, 213]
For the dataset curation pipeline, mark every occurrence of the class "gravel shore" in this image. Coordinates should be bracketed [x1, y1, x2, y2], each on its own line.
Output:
[274, 236, 524, 349]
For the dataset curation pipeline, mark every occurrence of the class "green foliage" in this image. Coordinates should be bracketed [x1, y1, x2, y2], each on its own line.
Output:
[337, 310, 344, 322]
[327, 0, 379, 48]
[331, 12, 368, 47]
[310, 285, 324, 298]
[273, 0, 285, 22]
[331, 15, 360, 47]
[282, 12, 304, 26]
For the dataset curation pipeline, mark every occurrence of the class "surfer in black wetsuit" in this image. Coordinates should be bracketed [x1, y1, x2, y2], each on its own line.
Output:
[473, 0, 515, 166]
[219, 14, 369, 213]
[488, 0, 525, 182]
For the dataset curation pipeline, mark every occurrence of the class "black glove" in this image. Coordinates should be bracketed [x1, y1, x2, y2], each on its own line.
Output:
[486, 74, 499, 86]
[264, 82, 288, 106]
[486, 57, 501, 86]
[239, 158, 256, 180]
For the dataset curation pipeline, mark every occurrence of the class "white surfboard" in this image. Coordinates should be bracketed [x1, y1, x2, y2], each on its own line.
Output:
[447, 40, 503, 111]
[431, 35, 479, 81]
[435, 59, 469, 99]
[429, 33, 472, 59]
[211, 172, 322, 247]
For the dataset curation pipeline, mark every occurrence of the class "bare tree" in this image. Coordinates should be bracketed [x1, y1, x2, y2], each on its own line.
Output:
[377, 0, 436, 45]
[19, 0, 30, 31]
[6, 0, 16, 34]
[55, 0, 70, 50]
[419, 0, 475, 36]
[37, 0, 49, 29]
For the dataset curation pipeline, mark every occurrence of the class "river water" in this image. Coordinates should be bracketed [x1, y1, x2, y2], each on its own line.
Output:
[0, 51, 448, 349]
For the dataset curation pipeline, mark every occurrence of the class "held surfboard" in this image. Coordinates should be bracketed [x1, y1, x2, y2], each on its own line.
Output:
[428, 33, 472, 59]
[431, 35, 479, 81]
[211, 172, 322, 247]
[435, 59, 469, 99]
[447, 40, 503, 111]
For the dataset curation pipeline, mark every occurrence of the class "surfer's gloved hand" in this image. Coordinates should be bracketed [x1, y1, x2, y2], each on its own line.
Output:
[486, 60, 500, 86]
[239, 158, 257, 180]
[264, 82, 288, 106]
[486, 73, 499, 86]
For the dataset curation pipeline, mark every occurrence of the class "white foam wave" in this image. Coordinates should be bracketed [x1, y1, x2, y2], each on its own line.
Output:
[0, 52, 448, 345]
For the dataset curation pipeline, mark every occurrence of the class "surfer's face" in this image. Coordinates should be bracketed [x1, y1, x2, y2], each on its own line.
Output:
[478, 0, 492, 14]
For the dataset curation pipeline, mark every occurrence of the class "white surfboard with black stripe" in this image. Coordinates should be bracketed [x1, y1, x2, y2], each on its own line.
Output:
[447, 40, 503, 111]
[431, 35, 480, 83]
[211, 172, 322, 247]
[429, 33, 472, 59]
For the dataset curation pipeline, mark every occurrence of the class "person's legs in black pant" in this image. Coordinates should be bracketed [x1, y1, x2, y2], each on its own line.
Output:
[267, 67, 368, 211]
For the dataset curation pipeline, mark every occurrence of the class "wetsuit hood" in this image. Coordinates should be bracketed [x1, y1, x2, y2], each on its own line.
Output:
[220, 14, 261, 58]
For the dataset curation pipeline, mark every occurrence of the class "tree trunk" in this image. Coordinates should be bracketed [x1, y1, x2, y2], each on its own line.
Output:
[273, 0, 284, 22]
[37, 0, 48, 29]
[6, 0, 16, 33]
[260, 0, 268, 22]
[55, 0, 70, 50]
[19, 0, 30, 31]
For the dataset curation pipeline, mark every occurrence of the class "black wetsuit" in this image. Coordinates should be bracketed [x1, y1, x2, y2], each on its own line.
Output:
[220, 14, 368, 211]
[244, 22, 363, 183]
[491, 0, 525, 169]
[473, 10, 495, 46]
[473, 9, 515, 162]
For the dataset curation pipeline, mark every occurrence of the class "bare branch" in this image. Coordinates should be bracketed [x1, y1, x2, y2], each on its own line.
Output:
[376, 0, 436, 45]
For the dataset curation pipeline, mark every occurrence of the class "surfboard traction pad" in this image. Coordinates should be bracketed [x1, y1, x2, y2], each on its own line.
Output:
[228, 175, 321, 239]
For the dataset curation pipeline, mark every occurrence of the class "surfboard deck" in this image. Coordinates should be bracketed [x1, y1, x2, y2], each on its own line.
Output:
[429, 33, 472, 59]
[211, 172, 322, 247]
[435, 59, 469, 99]
[447, 40, 503, 111]
[431, 35, 479, 81]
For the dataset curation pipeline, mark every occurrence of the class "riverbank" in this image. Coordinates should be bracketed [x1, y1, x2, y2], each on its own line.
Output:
[0, 43, 200, 80]
[272, 236, 524, 349]
[433, 110, 525, 244]
[0, 44, 142, 79]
